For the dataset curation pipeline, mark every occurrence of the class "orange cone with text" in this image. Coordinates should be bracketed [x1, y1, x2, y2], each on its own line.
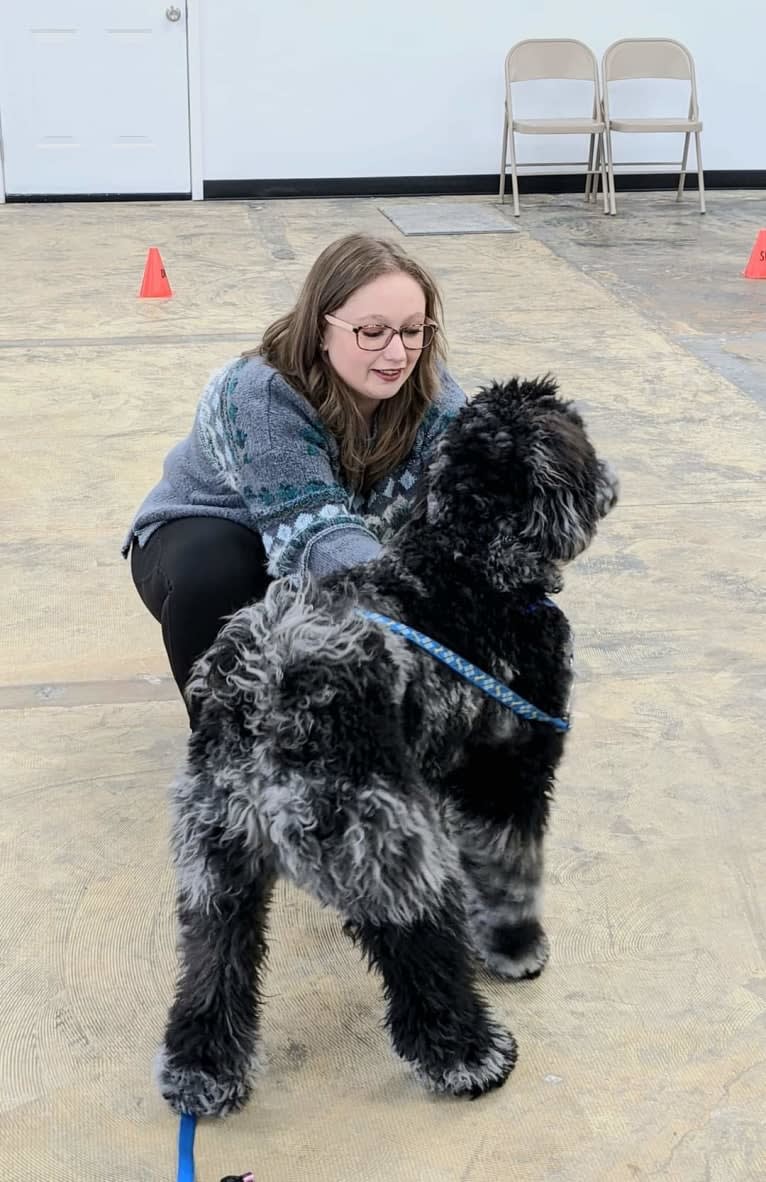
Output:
[743, 230, 766, 280]
[138, 247, 173, 298]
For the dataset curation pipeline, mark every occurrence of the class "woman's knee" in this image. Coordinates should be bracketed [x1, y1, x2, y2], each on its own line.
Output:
[134, 519, 270, 619]
[131, 518, 271, 713]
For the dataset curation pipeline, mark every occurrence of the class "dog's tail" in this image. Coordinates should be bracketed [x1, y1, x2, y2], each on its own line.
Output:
[185, 578, 400, 745]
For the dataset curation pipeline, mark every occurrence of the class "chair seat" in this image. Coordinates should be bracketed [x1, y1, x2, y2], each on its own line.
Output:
[512, 117, 605, 134]
[609, 117, 702, 133]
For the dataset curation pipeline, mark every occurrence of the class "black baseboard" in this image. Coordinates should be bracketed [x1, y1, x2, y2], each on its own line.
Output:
[5, 192, 191, 203]
[204, 170, 766, 201]
[6, 172, 763, 203]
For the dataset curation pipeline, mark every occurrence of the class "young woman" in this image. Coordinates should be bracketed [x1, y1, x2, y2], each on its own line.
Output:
[123, 232, 467, 723]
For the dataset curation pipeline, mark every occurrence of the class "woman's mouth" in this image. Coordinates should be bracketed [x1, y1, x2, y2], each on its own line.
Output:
[371, 368, 404, 383]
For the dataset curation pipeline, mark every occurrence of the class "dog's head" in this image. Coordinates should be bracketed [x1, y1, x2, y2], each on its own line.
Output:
[424, 377, 618, 585]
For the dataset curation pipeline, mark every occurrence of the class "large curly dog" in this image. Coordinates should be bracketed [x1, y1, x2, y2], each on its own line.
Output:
[156, 376, 618, 1115]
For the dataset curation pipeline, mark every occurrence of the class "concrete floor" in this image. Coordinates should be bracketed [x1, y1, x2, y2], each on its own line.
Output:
[1, 191, 765, 1181]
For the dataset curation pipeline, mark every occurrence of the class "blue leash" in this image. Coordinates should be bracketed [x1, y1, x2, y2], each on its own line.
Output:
[177, 1111, 253, 1182]
[177, 1114, 196, 1182]
[357, 606, 570, 733]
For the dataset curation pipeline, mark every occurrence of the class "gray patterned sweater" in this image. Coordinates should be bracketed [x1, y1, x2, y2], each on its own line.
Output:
[122, 354, 467, 578]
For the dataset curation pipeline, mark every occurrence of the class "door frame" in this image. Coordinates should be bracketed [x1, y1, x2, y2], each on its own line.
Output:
[186, 0, 203, 200]
[0, 0, 203, 202]
[0, 90, 5, 202]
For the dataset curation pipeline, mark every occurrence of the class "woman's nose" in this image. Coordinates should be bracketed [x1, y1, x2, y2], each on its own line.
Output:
[382, 331, 408, 363]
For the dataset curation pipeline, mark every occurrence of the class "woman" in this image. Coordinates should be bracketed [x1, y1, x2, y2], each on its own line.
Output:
[123, 232, 467, 724]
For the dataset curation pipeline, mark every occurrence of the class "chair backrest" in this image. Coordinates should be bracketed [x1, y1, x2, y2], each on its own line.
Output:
[603, 38, 694, 82]
[603, 38, 699, 117]
[505, 38, 599, 85]
[504, 39, 600, 125]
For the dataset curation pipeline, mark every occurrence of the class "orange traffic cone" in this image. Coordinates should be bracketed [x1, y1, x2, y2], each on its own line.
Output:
[743, 230, 766, 280]
[138, 247, 173, 298]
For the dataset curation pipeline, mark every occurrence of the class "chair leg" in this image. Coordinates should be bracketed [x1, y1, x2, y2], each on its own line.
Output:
[598, 134, 610, 215]
[499, 109, 509, 203]
[508, 127, 521, 217]
[694, 132, 706, 214]
[603, 130, 617, 215]
[585, 133, 596, 202]
[677, 133, 691, 202]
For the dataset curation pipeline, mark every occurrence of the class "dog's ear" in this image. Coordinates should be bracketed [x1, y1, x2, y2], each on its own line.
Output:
[520, 426, 619, 562]
[501, 387, 619, 563]
[486, 523, 559, 590]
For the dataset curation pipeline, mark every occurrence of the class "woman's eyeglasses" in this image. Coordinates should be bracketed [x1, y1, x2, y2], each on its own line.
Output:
[325, 314, 438, 352]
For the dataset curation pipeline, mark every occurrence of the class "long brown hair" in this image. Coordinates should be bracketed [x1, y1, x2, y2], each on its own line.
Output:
[245, 233, 447, 492]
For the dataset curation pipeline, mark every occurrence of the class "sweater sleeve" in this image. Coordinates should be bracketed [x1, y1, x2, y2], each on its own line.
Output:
[217, 360, 382, 578]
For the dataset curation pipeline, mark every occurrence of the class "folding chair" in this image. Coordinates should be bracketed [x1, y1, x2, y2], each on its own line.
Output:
[601, 37, 705, 215]
[499, 38, 609, 217]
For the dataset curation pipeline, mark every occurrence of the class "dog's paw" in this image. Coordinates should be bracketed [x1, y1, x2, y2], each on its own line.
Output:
[480, 920, 550, 981]
[411, 1021, 518, 1099]
[154, 1045, 255, 1117]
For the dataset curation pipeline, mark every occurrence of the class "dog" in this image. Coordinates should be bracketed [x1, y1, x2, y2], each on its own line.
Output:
[156, 376, 618, 1116]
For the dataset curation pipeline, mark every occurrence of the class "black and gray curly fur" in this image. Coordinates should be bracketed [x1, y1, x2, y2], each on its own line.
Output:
[156, 377, 619, 1116]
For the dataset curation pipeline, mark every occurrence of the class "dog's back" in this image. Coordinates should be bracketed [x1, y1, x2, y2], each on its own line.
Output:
[186, 579, 419, 780]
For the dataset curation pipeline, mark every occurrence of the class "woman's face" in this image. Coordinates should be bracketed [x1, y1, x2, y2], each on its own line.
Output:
[323, 272, 427, 421]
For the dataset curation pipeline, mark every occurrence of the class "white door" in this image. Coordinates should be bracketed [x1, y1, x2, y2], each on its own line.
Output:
[0, 2, 190, 196]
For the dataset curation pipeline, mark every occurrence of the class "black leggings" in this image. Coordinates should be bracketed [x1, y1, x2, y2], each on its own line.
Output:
[130, 517, 272, 726]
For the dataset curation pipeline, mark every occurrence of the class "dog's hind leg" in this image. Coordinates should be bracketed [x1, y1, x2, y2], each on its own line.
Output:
[346, 881, 518, 1097]
[265, 771, 517, 1097]
[156, 767, 277, 1117]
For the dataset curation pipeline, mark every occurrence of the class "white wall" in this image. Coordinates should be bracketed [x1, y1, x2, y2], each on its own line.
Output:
[199, 0, 765, 180]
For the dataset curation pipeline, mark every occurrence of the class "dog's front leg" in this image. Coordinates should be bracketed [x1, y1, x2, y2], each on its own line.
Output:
[461, 820, 551, 980]
[453, 802, 551, 980]
[156, 774, 276, 1117]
